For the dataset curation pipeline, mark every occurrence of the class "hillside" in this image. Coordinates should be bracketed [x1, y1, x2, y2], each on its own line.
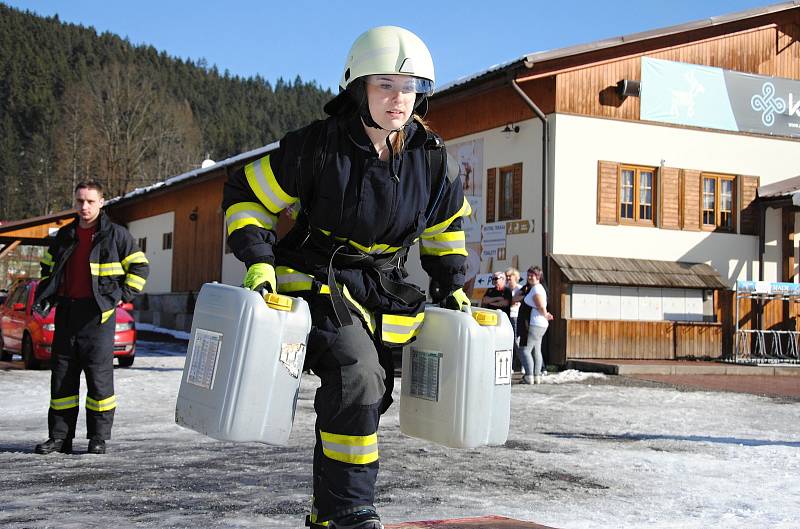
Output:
[0, 3, 332, 220]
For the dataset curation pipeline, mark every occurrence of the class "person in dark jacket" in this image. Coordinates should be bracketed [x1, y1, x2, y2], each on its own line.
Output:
[33, 180, 149, 455]
[222, 26, 469, 529]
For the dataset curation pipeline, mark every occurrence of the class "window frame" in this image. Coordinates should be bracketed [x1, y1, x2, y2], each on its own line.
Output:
[497, 165, 515, 221]
[701, 173, 736, 232]
[617, 164, 657, 226]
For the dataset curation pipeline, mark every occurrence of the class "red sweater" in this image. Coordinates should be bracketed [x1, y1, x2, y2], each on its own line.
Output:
[59, 224, 96, 299]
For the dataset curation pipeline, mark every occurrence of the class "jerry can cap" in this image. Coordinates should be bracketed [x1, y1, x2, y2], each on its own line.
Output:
[473, 311, 498, 326]
[265, 293, 293, 311]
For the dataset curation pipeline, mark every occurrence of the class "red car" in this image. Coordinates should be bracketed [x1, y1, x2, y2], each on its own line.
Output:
[0, 279, 137, 369]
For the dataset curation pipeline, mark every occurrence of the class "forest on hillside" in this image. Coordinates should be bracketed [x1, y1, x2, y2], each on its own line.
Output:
[0, 3, 332, 220]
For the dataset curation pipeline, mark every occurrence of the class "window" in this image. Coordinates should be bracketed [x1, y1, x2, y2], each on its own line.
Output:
[138, 237, 147, 253]
[702, 173, 735, 231]
[162, 232, 173, 250]
[487, 163, 522, 223]
[619, 165, 655, 225]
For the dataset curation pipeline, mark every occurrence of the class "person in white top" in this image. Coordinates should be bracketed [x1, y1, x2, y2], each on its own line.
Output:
[518, 266, 553, 384]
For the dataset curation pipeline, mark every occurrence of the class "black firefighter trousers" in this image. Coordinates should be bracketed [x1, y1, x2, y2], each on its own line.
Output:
[48, 298, 117, 441]
[305, 295, 396, 523]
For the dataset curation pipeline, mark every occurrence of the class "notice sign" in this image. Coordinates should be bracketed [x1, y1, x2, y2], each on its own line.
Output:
[481, 222, 507, 258]
[495, 349, 512, 385]
[409, 349, 442, 402]
[187, 329, 222, 390]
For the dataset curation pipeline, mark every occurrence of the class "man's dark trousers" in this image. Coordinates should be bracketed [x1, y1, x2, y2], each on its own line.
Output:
[48, 298, 117, 441]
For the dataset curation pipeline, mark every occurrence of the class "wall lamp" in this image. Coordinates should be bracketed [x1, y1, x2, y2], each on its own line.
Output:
[189, 207, 198, 222]
[502, 122, 520, 139]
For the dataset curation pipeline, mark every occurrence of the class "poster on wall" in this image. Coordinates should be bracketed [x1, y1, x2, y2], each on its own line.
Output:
[450, 138, 484, 197]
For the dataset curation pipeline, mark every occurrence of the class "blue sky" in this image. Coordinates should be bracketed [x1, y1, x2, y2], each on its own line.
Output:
[4, 0, 779, 91]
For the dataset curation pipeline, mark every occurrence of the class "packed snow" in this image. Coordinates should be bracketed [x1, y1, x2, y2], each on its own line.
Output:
[1, 336, 799, 529]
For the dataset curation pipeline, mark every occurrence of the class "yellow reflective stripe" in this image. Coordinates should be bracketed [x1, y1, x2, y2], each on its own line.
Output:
[276, 266, 314, 293]
[41, 275, 49, 281]
[90, 262, 125, 276]
[125, 273, 146, 291]
[121, 251, 148, 269]
[381, 312, 426, 344]
[225, 202, 277, 235]
[422, 196, 471, 237]
[50, 395, 79, 410]
[101, 308, 115, 324]
[320, 431, 379, 465]
[317, 283, 376, 333]
[419, 230, 468, 257]
[317, 228, 401, 255]
[86, 394, 117, 412]
[244, 155, 297, 214]
[41, 252, 54, 267]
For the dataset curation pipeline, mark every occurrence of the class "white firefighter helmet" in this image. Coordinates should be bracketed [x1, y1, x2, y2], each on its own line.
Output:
[339, 26, 435, 93]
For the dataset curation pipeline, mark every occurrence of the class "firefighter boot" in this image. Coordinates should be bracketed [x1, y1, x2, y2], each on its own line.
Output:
[35, 438, 73, 454]
[87, 439, 106, 454]
[330, 508, 383, 529]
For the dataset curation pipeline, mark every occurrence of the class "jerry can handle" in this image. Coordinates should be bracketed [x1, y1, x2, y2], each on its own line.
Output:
[265, 293, 293, 311]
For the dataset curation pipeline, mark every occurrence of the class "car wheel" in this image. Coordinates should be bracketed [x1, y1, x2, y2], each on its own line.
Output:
[22, 334, 40, 370]
[117, 355, 134, 368]
[0, 332, 11, 361]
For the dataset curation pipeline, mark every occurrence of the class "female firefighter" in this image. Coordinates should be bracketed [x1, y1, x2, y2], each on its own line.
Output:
[222, 26, 470, 529]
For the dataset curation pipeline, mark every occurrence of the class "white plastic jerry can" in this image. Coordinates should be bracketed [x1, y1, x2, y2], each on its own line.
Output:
[399, 306, 514, 448]
[175, 282, 312, 445]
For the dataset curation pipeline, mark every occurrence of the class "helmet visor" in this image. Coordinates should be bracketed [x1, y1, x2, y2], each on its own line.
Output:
[364, 74, 433, 95]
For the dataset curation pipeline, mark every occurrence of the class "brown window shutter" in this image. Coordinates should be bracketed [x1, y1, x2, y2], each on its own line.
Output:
[512, 162, 523, 219]
[659, 167, 681, 230]
[596, 161, 618, 225]
[486, 168, 496, 223]
[681, 169, 701, 231]
[739, 175, 760, 235]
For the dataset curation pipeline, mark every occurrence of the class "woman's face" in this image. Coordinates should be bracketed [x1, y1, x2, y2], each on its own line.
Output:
[365, 75, 417, 131]
[527, 270, 539, 285]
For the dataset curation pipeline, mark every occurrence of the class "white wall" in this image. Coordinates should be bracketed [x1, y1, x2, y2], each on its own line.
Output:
[550, 114, 800, 285]
[405, 118, 546, 294]
[126, 212, 174, 294]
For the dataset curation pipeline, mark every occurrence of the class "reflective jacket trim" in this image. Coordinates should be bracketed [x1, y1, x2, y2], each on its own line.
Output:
[381, 312, 426, 344]
[318, 228, 401, 255]
[86, 394, 117, 412]
[275, 266, 314, 292]
[422, 196, 471, 237]
[225, 201, 277, 235]
[320, 430, 379, 465]
[90, 262, 125, 276]
[41, 251, 54, 268]
[121, 251, 149, 269]
[419, 230, 468, 257]
[244, 155, 297, 214]
[125, 273, 146, 291]
[50, 394, 79, 410]
[275, 267, 376, 334]
[101, 308, 115, 324]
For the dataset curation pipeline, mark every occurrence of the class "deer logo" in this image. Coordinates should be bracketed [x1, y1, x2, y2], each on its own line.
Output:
[670, 72, 706, 118]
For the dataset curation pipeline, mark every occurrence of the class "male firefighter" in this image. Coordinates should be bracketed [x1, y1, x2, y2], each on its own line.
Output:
[33, 180, 149, 455]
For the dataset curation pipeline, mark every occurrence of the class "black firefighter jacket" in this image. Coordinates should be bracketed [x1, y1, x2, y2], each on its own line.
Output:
[222, 114, 470, 346]
[34, 211, 150, 324]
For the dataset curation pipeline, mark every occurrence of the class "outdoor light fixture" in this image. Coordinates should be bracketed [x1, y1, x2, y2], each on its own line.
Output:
[616, 79, 641, 98]
[502, 122, 520, 139]
[189, 207, 198, 222]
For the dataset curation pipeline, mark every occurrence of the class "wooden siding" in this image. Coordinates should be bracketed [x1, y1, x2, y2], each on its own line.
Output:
[426, 78, 555, 141]
[658, 167, 681, 230]
[739, 175, 760, 235]
[486, 168, 497, 223]
[596, 161, 618, 225]
[108, 173, 227, 293]
[681, 169, 701, 231]
[554, 20, 800, 118]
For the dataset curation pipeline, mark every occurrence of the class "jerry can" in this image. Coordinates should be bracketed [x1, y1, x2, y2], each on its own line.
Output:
[399, 306, 513, 448]
[175, 282, 311, 445]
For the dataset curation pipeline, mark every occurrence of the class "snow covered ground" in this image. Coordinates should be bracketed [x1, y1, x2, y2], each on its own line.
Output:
[1, 338, 799, 529]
